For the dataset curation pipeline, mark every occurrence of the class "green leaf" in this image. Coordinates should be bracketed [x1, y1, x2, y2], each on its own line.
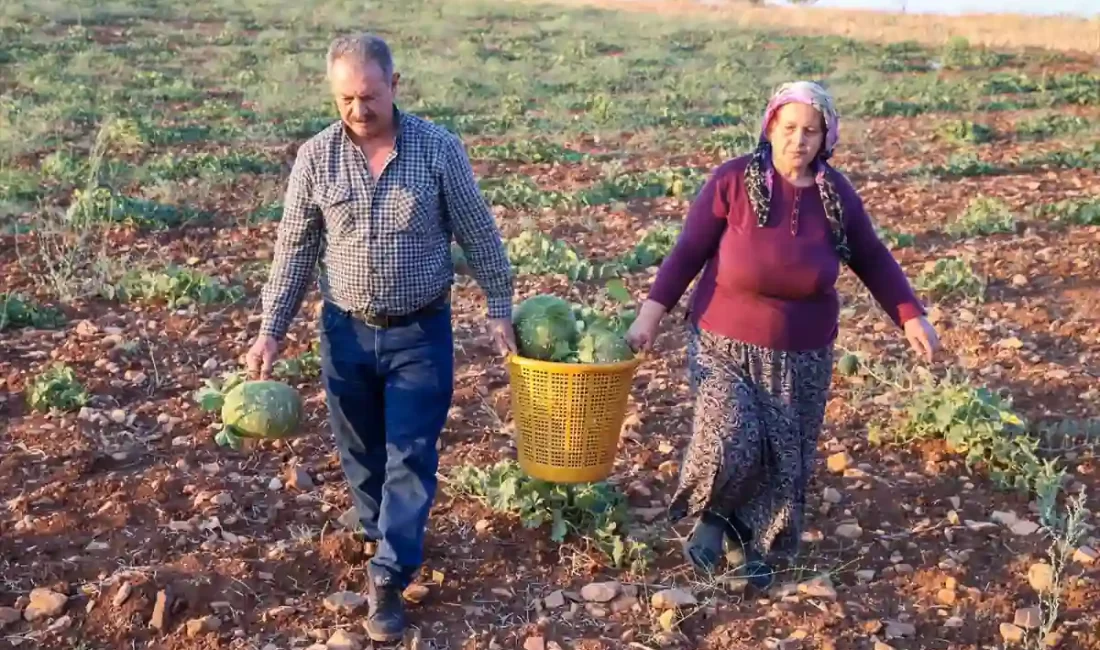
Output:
[195, 386, 225, 412]
[605, 279, 632, 305]
[550, 509, 568, 542]
[214, 426, 242, 450]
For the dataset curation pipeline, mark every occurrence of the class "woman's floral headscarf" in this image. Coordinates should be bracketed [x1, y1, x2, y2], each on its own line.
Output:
[744, 81, 851, 264]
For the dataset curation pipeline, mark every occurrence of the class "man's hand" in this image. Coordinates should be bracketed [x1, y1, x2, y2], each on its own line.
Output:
[487, 318, 517, 356]
[246, 335, 280, 379]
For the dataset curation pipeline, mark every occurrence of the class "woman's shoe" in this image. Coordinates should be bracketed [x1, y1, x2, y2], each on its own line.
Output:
[682, 513, 726, 574]
[741, 556, 775, 590]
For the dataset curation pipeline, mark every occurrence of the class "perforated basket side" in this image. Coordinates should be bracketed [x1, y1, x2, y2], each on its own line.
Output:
[506, 355, 640, 483]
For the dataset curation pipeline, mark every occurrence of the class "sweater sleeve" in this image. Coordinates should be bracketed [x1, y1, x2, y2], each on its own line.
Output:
[647, 163, 732, 309]
[836, 172, 926, 327]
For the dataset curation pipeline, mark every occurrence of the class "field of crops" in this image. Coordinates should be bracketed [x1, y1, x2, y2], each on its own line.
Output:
[2, 0, 1099, 648]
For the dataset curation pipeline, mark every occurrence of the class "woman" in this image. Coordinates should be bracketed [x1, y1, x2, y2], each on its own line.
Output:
[626, 81, 941, 585]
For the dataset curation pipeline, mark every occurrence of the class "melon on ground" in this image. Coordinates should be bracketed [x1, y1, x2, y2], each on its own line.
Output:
[220, 380, 303, 439]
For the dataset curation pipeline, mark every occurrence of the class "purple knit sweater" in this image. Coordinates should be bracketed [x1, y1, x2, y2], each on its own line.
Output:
[648, 155, 925, 351]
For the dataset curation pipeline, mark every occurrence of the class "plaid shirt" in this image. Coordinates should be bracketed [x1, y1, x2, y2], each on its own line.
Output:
[259, 107, 514, 340]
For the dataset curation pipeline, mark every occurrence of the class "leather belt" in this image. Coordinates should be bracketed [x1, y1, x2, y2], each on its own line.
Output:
[340, 288, 450, 329]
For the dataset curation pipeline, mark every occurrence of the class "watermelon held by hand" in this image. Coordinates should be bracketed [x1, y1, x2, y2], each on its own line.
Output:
[220, 380, 303, 441]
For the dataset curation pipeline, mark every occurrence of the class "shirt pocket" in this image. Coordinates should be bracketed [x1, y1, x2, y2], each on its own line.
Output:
[314, 182, 357, 238]
[387, 182, 439, 236]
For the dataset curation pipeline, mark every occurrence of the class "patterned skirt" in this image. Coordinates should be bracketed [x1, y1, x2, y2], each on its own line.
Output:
[667, 324, 835, 561]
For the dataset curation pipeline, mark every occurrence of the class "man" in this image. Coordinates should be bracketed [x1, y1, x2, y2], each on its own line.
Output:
[245, 33, 516, 643]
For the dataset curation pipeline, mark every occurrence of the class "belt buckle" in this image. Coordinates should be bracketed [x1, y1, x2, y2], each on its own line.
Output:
[349, 308, 384, 328]
[361, 311, 389, 328]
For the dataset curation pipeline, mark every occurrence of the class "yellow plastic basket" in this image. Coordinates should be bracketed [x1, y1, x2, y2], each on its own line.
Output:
[506, 353, 643, 484]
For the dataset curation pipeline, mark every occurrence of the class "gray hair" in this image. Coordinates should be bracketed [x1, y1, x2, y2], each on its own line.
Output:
[326, 33, 394, 81]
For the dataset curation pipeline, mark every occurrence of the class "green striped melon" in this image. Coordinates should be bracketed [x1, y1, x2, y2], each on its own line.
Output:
[220, 380, 303, 439]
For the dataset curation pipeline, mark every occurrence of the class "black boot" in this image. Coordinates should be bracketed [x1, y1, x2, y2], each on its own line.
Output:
[365, 571, 408, 643]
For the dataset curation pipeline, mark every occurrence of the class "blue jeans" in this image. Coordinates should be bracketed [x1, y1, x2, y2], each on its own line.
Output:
[318, 300, 454, 587]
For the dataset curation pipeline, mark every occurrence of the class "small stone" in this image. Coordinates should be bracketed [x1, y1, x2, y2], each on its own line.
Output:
[580, 582, 620, 603]
[286, 466, 315, 491]
[798, 576, 837, 600]
[855, 570, 875, 583]
[265, 605, 295, 620]
[826, 452, 852, 473]
[1073, 546, 1097, 565]
[186, 616, 222, 638]
[1029, 563, 1055, 593]
[1011, 520, 1040, 536]
[475, 519, 492, 534]
[323, 591, 366, 614]
[948, 496, 961, 509]
[109, 409, 128, 424]
[268, 477, 283, 491]
[885, 621, 916, 638]
[76, 320, 99, 337]
[524, 637, 547, 650]
[863, 620, 883, 635]
[543, 590, 566, 609]
[651, 588, 697, 610]
[611, 595, 638, 614]
[0, 607, 22, 627]
[337, 507, 359, 529]
[113, 582, 133, 607]
[326, 629, 362, 650]
[150, 590, 170, 630]
[992, 511, 1019, 526]
[1012, 274, 1028, 287]
[403, 584, 430, 604]
[835, 523, 863, 539]
[1014, 607, 1041, 630]
[47, 614, 72, 632]
[169, 519, 195, 533]
[965, 520, 1000, 532]
[633, 507, 664, 522]
[211, 492, 233, 507]
[945, 616, 964, 628]
[658, 608, 677, 632]
[1001, 623, 1025, 643]
[822, 487, 842, 504]
[24, 588, 68, 621]
[801, 529, 824, 543]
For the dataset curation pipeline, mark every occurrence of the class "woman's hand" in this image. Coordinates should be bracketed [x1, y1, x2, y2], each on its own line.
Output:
[903, 315, 941, 363]
[626, 300, 668, 352]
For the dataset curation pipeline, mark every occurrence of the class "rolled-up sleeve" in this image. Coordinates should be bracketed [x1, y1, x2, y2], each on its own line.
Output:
[440, 134, 514, 319]
[259, 147, 323, 340]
